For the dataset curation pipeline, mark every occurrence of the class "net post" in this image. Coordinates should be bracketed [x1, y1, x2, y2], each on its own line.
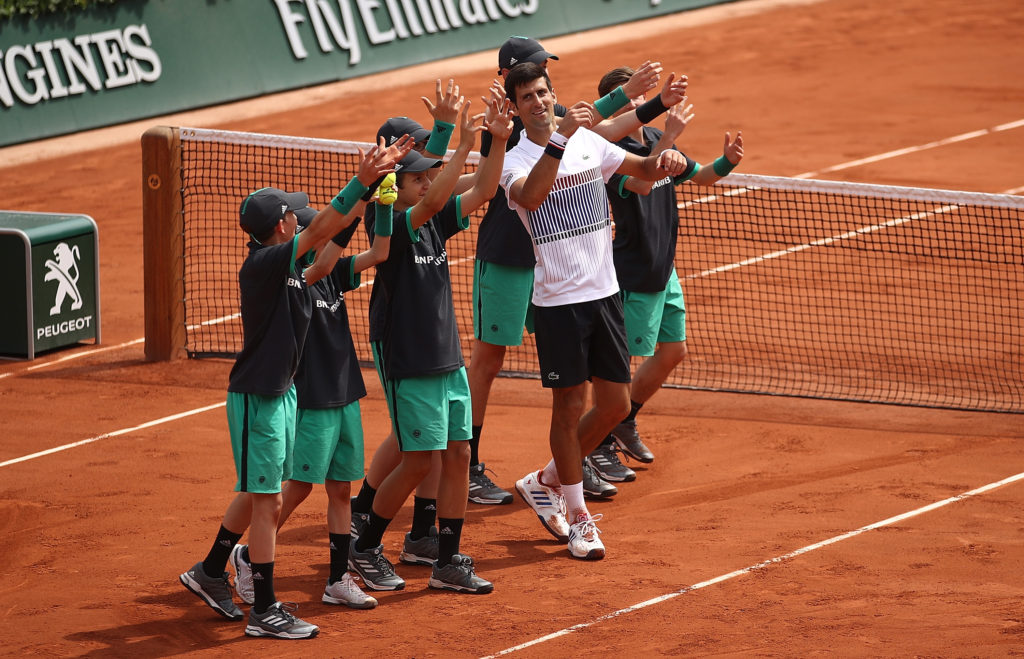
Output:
[142, 126, 186, 361]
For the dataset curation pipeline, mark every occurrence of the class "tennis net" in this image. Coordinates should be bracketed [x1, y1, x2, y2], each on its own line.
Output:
[150, 126, 1024, 413]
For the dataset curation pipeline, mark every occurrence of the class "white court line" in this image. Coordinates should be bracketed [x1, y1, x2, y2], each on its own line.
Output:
[481, 469, 1024, 658]
[792, 118, 1024, 179]
[0, 401, 225, 468]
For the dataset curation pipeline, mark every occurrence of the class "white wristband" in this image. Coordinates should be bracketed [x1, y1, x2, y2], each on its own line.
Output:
[548, 132, 569, 148]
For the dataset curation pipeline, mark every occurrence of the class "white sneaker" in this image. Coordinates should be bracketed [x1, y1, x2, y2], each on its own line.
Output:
[567, 513, 605, 560]
[515, 470, 570, 541]
[322, 572, 378, 609]
[229, 543, 255, 605]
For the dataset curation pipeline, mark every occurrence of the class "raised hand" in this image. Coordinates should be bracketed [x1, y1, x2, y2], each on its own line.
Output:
[457, 100, 485, 149]
[663, 98, 695, 139]
[659, 72, 689, 107]
[421, 78, 463, 125]
[486, 96, 515, 141]
[556, 101, 597, 138]
[356, 137, 412, 186]
[482, 79, 507, 125]
[621, 60, 662, 99]
[724, 130, 744, 164]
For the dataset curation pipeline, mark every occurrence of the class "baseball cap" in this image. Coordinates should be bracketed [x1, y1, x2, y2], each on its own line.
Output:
[294, 206, 317, 232]
[377, 117, 430, 146]
[394, 150, 441, 174]
[239, 187, 309, 240]
[498, 36, 558, 72]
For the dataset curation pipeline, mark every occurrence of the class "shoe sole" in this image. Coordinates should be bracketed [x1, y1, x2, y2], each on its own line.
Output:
[514, 481, 569, 542]
[398, 552, 436, 566]
[322, 594, 378, 609]
[244, 625, 319, 639]
[569, 546, 606, 560]
[179, 572, 243, 621]
[427, 577, 494, 594]
[468, 494, 513, 505]
[583, 487, 617, 499]
[612, 436, 654, 463]
[228, 548, 255, 606]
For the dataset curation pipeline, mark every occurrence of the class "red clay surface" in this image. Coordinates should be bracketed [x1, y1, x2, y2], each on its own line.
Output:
[2, 0, 1023, 656]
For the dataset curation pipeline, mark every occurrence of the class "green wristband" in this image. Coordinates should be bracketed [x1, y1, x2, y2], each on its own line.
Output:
[331, 177, 369, 215]
[425, 119, 455, 155]
[593, 85, 628, 119]
[617, 176, 631, 198]
[374, 200, 393, 237]
[712, 156, 736, 176]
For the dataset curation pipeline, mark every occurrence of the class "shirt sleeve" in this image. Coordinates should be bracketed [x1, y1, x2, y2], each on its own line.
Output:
[500, 149, 532, 212]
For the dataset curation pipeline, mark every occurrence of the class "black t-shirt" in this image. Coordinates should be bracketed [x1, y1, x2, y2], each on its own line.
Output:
[365, 197, 469, 379]
[228, 237, 312, 396]
[293, 255, 367, 409]
[607, 126, 696, 292]
[476, 103, 567, 268]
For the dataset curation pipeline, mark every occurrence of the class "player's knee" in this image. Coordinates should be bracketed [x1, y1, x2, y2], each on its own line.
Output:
[660, 341, 687, 365]
[442, 441, 471, 470]
[325, 479, 351, 500]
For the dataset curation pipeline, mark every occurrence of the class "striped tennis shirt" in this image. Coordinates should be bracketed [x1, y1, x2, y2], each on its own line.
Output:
[501, 127, 626, 307]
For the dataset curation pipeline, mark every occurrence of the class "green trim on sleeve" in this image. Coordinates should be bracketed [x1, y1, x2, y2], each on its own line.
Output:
[673, 162, 700, 184]
[455, 195, 469, 230]
[405, 208, 420, 243]
[617, 175, 632, 198]
[348, 256, 360, 289]
[289, 235, 300, 265]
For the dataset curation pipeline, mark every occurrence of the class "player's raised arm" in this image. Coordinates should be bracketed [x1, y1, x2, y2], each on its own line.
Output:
[592, 71, 688, 143]
[510, 101, 597, 211]
[623, 99, 696, 196]
[458, 96, 514, 215]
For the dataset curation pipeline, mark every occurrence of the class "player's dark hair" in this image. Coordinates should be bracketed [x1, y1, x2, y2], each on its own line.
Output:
[598, 66, 634, 99]
[504, 62, 552, 106]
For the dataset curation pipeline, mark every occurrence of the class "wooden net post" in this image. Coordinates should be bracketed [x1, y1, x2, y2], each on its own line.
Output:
[141, 126, 186, 361]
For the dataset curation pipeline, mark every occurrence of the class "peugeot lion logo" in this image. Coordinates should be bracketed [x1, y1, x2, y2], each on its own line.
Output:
[43, 242, 83, 316]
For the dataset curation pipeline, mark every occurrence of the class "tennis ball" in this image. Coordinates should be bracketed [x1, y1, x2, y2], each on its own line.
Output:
[377, 173, 398, 206]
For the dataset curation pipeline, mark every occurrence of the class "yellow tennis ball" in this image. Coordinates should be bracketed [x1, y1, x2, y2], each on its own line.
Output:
[378, 173, 398, 206]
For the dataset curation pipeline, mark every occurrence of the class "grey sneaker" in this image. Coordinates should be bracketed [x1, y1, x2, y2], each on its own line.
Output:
[350, 510, 370, 540]
[587, 441, 636, 482]
[348, 538, 405, 591]
[179, 562, 243, 620]
[399, 526, 438, 566]
[244, 601, 318, 639]
[468, 462, 513, 505]
[229, 544, 254, 605]
[322, 573, 378, 609]
[582, 460, 618, 499]
[611, 419, 655, 463]
[428, 554, 493, 594]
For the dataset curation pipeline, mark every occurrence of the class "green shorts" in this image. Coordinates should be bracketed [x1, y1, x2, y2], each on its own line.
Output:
[226, 388, 296, 494]
[621, 270, 686, 357]
[291, 400, 365, 484]
[372, 343, 471, 451]
[472, 259, 534, 346]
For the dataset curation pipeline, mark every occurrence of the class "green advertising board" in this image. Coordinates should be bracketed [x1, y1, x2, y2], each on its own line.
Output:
[0, 212, 101, 359]
[0, 0, 732, 147]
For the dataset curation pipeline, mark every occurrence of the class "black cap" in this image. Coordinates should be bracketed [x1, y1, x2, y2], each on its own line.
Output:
[394, 150, 441, 174]
[239, 187, 309, 240]
[377, 117, 430, 146]
[498, 36, 558, 72]
[294, 206, 317, 232]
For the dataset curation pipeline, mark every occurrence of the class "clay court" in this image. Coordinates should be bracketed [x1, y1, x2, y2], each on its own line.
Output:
[2, 0, 1023, 655]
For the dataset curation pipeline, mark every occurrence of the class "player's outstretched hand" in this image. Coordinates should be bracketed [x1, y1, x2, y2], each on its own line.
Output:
[622, 60, 662, 99]
[458, 100, 485, 149]
[356, 137, 412, 186]
[664, 98, 695, 139]
[422, 78, 463, 125]
[655, 149, 686, 176]
[486, 97, 514, 141]
[557, 101, 597, 138]
[724, 130, 744, 164]
[482, 79, 507, 125]
[660, 72, 689, 107]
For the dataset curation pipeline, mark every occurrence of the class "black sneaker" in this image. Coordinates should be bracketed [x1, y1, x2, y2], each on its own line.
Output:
[244, 601, 318, 639]
[179, 562, 243, 620]
[587, 441, 636, 482]
[428, 554, 494, 594]
[350, 510, 370, 540]
[468, 462, 513, 505]
[399, 527, 438, 566]
[348, 538, 405, 591]
[611, 420, 655, 463]
[582, 460, 617, 499]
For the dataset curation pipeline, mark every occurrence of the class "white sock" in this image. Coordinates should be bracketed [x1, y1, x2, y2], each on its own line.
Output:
[561, 481, 587, 521]
[540, 460, 560, 488]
